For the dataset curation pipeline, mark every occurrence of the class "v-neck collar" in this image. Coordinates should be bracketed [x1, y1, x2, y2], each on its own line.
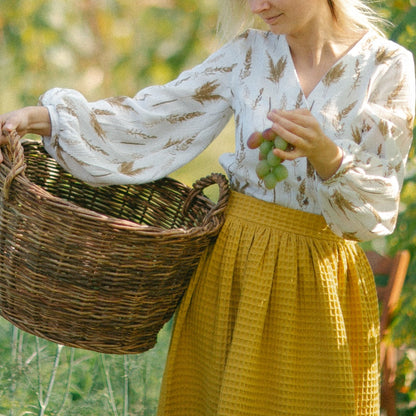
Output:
[282, 31, 371, 104]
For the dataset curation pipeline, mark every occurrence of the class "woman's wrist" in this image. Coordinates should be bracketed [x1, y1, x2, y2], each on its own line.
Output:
[26, 106, 52, 137]
[309, 142, 344, 181]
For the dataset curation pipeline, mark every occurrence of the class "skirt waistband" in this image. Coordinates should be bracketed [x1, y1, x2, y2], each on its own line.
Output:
[225, 191, 345, 242]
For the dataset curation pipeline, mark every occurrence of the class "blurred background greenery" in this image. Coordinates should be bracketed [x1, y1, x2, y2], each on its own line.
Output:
[0, 0, 415, 414]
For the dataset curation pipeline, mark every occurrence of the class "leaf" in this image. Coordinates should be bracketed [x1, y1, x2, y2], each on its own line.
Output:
[240, 47, 253, 79]
[338, 100, 358, 121]
[322, 62, 346, 87]
[105, 97, 135, 112]
[351, 126, 362, 144]
[378, 119, 389, 136]
[58, 101, 78, 119]
[350, 59, 362, 92]
[205, 64, 237, 75]
[267, 55, 287, 84]
[387, 77, 405, 107]
[295, 90, 304, 108]
[89, 112, 106, 140]
[296, 179, 308, 207]
[332, 100, 357, 132]
[253, 88, 264, 108]
[306, 160, 315, 179]
[93, 109, 116, 117]
[166, 111, 204, 124]
[375, 47, 398, 65]
[119, 161, 145, 176]
[192, 81, 222, 104]
[163, 137, 195, 151]
[331, 189, 358, 216]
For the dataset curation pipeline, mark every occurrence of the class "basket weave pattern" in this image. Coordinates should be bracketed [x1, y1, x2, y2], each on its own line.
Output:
[0, 133, 229, 354]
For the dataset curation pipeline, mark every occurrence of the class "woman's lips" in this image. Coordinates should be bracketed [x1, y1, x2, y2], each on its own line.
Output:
[263, 13, 283, 25]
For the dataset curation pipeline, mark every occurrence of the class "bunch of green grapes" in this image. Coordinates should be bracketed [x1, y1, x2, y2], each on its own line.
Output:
[247, 128, 289, 189]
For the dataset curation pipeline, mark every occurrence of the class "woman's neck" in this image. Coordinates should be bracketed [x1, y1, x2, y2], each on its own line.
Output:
[287, 24, 363, 69]
[286, 28, 365, 98]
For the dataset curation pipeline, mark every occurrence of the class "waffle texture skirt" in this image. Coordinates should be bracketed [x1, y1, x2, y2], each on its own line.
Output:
[157, 191, 380, 416]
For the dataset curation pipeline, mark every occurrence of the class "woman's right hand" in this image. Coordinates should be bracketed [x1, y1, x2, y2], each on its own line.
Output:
[0, 106, 51, 162]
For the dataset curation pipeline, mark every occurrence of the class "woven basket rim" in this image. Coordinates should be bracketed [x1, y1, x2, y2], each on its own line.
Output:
[10, 168, 211, 236]
[1, 137, 229, 236]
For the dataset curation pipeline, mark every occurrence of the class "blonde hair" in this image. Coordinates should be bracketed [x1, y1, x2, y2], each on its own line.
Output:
[217, 0, 388, 40]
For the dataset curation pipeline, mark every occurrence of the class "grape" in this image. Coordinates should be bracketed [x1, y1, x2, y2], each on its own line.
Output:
[259, 140, 273, 156]
[256, 160, 271, 179]
[263, 172, 279, 189]
[247, 128, 289, 189]
[247, 131, 264, 149]
[272, 164, 289, 181]
[274, 135, 288, 151]
[266, 150, 281, 167]
[262, 128, 277, 141]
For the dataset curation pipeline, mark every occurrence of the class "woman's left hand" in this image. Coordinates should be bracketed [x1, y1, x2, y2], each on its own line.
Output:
[267, 108, 343, 180]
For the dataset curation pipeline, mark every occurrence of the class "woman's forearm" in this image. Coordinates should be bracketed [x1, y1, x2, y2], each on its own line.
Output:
[25, 106, 52, 137]
[0, 106, 51, 139]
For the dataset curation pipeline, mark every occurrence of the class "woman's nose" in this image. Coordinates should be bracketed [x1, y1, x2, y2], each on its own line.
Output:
[249, 0, 271, 14]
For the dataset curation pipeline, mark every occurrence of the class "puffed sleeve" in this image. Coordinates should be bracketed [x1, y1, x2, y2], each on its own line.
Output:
[39, 40, 239, 185]
[318, 48, 415, 241]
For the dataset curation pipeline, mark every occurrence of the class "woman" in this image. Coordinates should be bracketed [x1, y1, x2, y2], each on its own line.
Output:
[0, 0, 414, 414]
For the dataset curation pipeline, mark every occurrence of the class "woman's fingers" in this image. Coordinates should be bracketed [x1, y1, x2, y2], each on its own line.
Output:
[271, 114, 309, 142]
[267, 108, 326, 156]
[0, 113, 21, 144]
[267, 110, 311, 155]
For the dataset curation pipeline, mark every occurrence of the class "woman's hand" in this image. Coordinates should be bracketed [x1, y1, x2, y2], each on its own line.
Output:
[0, 106, 51, 162]
[267, 108, 343, 180]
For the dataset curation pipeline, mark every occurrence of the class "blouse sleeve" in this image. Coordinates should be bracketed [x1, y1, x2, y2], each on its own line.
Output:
[318, 49, 415, 241]
[39, 41, 238, 185]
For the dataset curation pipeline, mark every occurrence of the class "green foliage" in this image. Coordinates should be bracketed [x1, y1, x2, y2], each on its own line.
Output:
[0, 0, 219, 108]
[0, 0, 415, 414]
[0, 318, 171, 415]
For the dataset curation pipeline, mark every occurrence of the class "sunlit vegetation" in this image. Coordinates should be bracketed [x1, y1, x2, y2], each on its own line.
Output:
[0, 1, 415, 414]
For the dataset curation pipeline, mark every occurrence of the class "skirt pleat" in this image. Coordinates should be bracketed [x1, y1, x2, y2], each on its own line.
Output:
[157, 191, 380, 416]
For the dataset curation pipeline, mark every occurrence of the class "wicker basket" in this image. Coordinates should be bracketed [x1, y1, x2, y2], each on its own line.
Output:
[0, 132, 230, 354]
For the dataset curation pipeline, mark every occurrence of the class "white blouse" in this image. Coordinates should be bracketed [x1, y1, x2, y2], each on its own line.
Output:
[40, 29, 415, 241]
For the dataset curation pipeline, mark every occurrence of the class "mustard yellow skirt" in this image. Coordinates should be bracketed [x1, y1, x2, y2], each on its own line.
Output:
[157, 191, 380, 416]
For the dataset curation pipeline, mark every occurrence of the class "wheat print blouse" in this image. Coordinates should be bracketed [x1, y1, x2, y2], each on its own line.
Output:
[40, 29, 415, 241]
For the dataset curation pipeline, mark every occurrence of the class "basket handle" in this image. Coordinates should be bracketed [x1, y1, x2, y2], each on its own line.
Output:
[1, 130, 26, 201]
[183, 173, 230, 227]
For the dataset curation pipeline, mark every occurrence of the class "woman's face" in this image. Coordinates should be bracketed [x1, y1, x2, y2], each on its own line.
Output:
[248, 0, 332, 36]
